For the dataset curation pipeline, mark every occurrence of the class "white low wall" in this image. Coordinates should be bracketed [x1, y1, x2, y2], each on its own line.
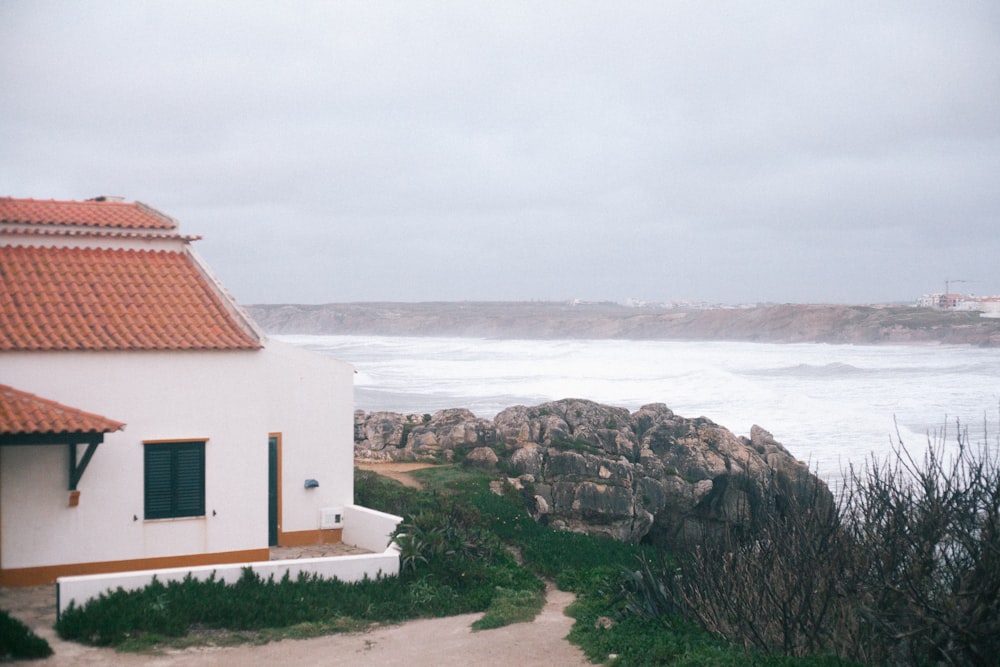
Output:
[56, 505, 404, 617]
[342, 504, 404, 553]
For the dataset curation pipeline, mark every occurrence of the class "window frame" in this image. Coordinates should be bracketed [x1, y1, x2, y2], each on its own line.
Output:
[143, 439, 207, 520]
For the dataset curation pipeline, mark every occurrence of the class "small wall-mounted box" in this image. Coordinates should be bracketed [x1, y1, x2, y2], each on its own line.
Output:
[320, 507, 344, 529]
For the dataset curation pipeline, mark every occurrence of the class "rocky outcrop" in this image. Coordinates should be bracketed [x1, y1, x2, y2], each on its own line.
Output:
[355, 398, 826, 545]
[354, 408, 495, 461]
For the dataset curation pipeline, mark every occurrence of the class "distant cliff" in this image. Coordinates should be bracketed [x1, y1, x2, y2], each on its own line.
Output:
[245, 301, 1000, 346]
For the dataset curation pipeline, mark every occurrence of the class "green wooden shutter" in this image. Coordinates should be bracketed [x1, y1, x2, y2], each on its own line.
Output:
[144, 445, 173, 519]
[174, 443, 205, 517]
[144, 442, 205, 519]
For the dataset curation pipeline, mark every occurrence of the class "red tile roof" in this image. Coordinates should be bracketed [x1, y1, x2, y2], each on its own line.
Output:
[0, 245, 262, 351]
[0, 384, 125, 436]
[0, 197, 176, 230]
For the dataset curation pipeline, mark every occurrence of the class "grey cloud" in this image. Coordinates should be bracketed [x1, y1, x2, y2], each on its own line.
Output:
[2, 1, 997, 304]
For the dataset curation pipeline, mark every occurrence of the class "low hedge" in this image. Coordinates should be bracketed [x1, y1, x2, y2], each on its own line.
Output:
[0, 609, 53, 661]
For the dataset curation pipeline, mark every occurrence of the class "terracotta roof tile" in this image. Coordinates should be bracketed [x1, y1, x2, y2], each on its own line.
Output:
[0, 197, 176, 230]
[0, 245, 262, 351]
[0, 384, 125, 436]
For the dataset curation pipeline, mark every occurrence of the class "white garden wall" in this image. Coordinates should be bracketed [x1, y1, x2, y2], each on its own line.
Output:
[342, 505, 404, 553]
[56, 547, 401, 617]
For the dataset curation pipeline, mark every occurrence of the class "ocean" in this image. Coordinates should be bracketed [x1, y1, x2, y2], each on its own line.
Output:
[279, 334, 1000, 480]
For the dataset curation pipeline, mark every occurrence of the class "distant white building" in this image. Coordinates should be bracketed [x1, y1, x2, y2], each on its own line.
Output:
[917, 292, 1000, 317]
[957, 296, 1000, 318]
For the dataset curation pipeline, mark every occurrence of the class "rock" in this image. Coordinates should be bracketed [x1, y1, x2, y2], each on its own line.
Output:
[354, 410, 427, 460]
[355, 398, 829, 546]
[464, 446, 499, 469]
[354, 409, 493, 462]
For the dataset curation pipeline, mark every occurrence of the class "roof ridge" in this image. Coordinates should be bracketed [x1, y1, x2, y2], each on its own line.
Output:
[134, 201, 178, 229]
[0, 197, 177, 231]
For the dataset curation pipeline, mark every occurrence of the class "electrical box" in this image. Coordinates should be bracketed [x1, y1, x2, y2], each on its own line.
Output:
[320, 507, 344, 529]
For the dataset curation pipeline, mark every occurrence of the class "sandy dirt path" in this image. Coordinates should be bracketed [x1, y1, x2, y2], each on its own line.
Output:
[4, 583, 590, 666]
[354, 461, 436, 488]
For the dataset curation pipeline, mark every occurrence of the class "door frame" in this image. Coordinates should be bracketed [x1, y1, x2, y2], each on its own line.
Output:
[268, 433, 282, 547]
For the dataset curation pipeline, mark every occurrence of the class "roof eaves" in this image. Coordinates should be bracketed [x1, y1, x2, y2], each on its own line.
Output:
[0, 384, 126, 436]
[185, 245, 267, 346]
[0, 226, 201, 242]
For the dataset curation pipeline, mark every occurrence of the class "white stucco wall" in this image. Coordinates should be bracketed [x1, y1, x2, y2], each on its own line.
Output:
[0, 340, 354, 572]
[259, 340, 356, 534]
[342, 505, 404, 553]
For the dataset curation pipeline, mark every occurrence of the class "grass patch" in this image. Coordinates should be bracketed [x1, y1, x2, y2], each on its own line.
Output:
[408, 464, 490, 492]
[471, 587, 546, 631]
[567, 593, 857, 667]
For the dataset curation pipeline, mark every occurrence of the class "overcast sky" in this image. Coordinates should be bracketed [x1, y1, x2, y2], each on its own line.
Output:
[2, 2, 998, 306]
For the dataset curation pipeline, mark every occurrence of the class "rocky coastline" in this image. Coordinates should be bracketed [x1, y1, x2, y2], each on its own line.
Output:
[355, 398, 828, 546]
[248, 301, 1000, 346]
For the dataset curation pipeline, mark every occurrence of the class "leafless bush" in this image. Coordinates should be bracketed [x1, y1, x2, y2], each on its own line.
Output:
[676, 468, 857, 658]
[842, 420, 1000, 666]
[660, 418, 1000, 665]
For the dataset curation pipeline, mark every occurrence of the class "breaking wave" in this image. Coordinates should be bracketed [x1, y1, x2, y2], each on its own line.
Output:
[280, 334, 1000, 479]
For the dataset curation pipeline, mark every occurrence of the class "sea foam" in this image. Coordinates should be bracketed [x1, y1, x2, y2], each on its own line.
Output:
[281, 334, 1000, 479]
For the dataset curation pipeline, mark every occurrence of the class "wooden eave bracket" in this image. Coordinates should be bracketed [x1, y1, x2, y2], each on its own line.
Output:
[68, 438, 102, 491]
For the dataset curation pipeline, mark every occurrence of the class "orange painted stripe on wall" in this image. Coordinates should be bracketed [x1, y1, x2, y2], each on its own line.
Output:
[0, 548, 270, 587]
[279, 528, 343, 547]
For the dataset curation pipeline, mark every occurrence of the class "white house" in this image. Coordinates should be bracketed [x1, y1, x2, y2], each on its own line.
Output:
[0, 196, 389, 589]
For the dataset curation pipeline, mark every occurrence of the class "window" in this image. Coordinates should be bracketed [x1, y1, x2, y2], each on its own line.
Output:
[144, 440, 205, 519]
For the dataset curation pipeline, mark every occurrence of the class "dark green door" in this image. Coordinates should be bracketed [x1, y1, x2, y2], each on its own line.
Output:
[268, 436, 279, 546]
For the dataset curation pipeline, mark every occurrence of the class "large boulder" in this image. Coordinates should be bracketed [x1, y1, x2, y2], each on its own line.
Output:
[354, 398, 827, 545]
[355, 408, 494, 462]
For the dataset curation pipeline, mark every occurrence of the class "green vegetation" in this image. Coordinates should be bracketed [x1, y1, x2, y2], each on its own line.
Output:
[51, 464, 850, 663]
[610, 423, 999, 666]
[56, 467, 543, 652]
[52, 429, 998, 664]
[0, 609, 53, 661]
[471, 587, 545, 631]
[549, 437, 602, 455]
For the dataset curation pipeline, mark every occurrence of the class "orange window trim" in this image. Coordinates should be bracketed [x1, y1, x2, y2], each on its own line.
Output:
[143, 437, 210, 445]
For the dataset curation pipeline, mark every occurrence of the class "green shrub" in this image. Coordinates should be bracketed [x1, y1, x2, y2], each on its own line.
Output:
[56, 570, 424, 647]
[568, 594, 858, 667]
[353, 469, 425, 516]
[0, 610, 53, 660]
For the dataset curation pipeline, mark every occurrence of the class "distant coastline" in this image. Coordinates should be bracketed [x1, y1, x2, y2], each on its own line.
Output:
[246, 301, 1000, 347]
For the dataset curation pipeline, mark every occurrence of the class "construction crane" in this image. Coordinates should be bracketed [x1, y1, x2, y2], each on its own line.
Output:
[939, 279, 981, 309]
[944, 278, 972, 294]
